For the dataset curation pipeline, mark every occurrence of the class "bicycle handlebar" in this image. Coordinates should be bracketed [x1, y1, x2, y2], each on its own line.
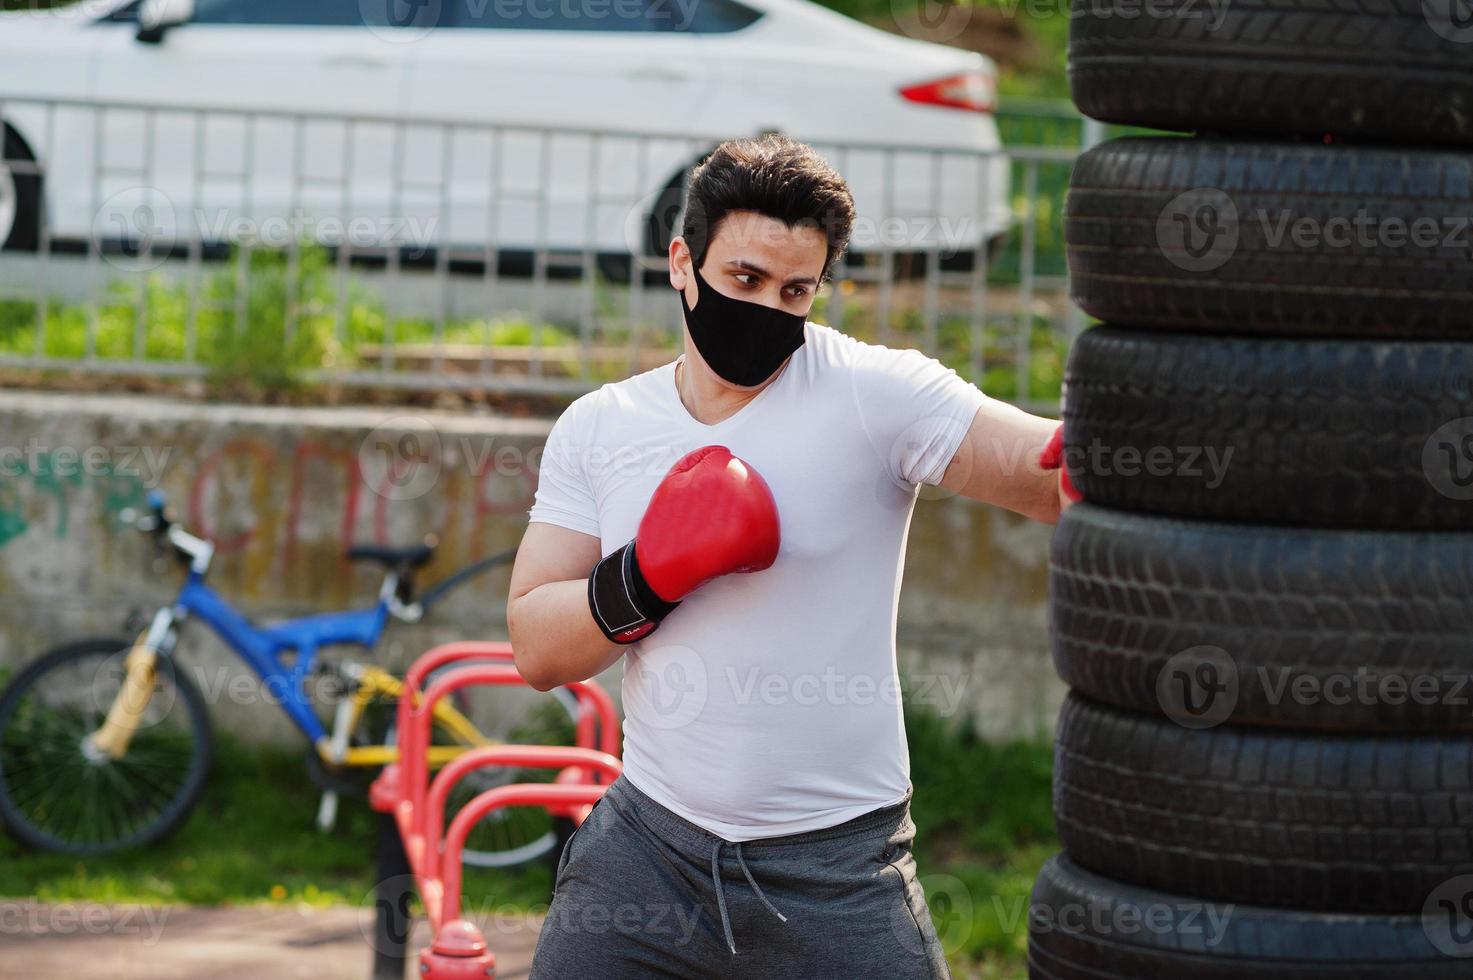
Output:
[414, 548, 518, 615]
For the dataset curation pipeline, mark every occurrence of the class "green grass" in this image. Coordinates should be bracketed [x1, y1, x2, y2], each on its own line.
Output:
[0, 699, 1056, 976]
[0, 734, 557, 910]
[2, 242, 1068, 404]
[0, 246, 592, 397]
[905, 701, 1055, 969]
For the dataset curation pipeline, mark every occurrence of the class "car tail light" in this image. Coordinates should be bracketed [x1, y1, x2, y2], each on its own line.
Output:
[899, 71, 996, 113]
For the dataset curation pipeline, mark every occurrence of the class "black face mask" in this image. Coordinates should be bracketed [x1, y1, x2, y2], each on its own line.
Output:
[678, 263, 807, 387]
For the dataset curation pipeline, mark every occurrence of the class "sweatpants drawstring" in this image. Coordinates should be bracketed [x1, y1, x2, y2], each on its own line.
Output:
[709, 839, 788, 955]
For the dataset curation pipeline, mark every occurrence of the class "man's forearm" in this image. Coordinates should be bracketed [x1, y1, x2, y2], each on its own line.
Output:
[508, 579, 623, 691]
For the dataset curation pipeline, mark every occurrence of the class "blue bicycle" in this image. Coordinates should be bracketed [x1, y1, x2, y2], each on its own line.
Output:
[0, 491, 577, 864]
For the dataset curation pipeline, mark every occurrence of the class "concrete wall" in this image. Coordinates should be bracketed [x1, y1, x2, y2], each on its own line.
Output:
[0, 389, 1064, 746]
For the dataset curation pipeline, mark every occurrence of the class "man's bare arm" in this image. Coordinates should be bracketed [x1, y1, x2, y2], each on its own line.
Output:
[936, 399, 1070, 524]
[507, 522, 622, 691]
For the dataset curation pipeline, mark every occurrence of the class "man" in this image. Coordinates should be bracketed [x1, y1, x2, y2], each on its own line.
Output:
[509, 133, 1074, 978]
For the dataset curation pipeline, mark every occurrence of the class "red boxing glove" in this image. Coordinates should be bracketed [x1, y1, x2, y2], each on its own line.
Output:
[588, 445, 780, 644]
[1039, 423, 1083, 503]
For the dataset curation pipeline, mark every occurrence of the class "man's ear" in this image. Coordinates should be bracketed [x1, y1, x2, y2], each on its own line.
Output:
[668, 236, 690, 291]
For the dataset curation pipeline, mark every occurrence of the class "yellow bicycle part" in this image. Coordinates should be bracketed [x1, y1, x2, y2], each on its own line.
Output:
[314, 664, 497, 769]
[87, 638, 158, 760]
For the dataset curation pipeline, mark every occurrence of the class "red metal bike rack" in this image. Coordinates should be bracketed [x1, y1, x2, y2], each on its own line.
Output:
[370, 642, 622, 980]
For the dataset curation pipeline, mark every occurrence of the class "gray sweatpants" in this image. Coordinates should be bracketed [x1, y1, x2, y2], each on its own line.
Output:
[528, 774, 951, 979]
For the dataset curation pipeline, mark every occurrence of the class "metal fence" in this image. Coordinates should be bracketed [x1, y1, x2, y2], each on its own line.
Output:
[0, 96, 1091, 413]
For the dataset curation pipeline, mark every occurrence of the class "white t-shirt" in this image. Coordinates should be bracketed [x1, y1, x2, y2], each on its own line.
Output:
[528, 321, 988, 841]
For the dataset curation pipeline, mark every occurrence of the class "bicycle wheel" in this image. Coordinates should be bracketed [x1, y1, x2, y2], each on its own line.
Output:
[425, 677, 584, 869]
[0, 638, 212, 854]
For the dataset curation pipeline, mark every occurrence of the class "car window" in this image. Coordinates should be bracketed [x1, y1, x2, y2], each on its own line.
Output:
[97, 0, 143, 21]
[96, 0, 391, 25]
[445, 0, 760, 32]
[191, 0, 381, 25]
[663, 0, 761, 32]
[93, 0, 760, 31]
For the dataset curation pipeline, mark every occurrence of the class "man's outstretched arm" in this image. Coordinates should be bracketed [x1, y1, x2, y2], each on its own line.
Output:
[936, 400, 1074, 524]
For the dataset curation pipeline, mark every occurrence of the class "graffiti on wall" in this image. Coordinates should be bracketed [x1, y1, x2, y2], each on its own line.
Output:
[0, 426, 541, 606]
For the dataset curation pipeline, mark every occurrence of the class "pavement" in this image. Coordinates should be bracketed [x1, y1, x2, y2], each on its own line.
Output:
[0, 902, 543, 980]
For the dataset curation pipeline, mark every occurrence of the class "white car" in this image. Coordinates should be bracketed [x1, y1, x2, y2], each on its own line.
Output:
[0, 0, 1012, 277]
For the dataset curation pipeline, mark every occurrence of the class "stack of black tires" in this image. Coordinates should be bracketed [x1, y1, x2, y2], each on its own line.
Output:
[1029, 2, 1473, 976]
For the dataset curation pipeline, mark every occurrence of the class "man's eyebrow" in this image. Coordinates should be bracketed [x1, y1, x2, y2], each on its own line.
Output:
[723, 258, 819, 287]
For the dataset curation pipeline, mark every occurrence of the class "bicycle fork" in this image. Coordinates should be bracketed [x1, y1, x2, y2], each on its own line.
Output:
[84, 609, 175, 762]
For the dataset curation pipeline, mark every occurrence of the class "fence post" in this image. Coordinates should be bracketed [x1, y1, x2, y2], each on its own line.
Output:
[371, 810, 413, 980]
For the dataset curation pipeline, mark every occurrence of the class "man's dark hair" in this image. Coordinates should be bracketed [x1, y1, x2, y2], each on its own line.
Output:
[680, 134, 856, 286]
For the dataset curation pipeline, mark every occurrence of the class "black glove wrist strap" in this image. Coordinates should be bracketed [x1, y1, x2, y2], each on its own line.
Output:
[587, 540, 680, 644]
